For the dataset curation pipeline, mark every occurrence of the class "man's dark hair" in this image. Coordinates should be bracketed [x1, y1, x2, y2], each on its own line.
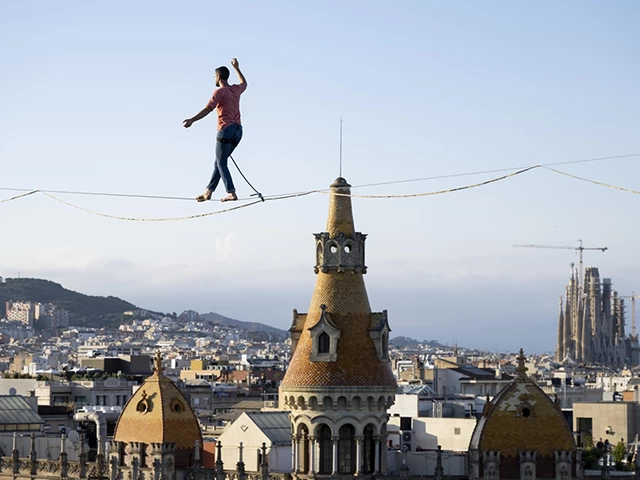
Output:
[216, 66, 230, 81]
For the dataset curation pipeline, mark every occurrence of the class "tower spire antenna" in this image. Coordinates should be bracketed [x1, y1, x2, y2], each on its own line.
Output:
[339, 117, 343, 178]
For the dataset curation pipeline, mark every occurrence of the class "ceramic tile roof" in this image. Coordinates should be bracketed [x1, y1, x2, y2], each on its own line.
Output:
[469, 369, 575, 458]
[114, 354, 202, 467]
[281, 178, 396, 388]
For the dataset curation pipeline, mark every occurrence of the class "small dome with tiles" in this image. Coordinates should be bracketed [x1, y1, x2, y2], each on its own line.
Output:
[114, 352, 202, 468]
[469, 349, 576, 478]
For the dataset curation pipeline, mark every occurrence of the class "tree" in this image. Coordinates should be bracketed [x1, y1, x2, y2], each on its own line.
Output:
[612, 440, 627, 469]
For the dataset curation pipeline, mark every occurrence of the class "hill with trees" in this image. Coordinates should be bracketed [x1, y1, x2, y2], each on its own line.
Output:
[0, 278, 137, 327]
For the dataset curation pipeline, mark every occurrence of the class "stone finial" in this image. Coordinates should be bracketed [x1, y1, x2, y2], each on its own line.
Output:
[516, 348, 528, 379]
[153, 351, 165, 376]
[434, 445, 444, 480]
[482, 394, 491, 417]
[215, 441, 224, 480]
[236, 442, 246, 480]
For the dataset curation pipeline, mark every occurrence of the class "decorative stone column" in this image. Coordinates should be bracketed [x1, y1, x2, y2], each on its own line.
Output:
[355, 436, 363, 476]
[331, 436, 339, 476]
[554, 450, 572, 480]
[309, 437, 316, 476]
[373, 435, 382, 475]
[483, 451, 500, 480]
[292, 434, 299, 473]
[519, 450, 536, 480]
[380, 433, 389, 475]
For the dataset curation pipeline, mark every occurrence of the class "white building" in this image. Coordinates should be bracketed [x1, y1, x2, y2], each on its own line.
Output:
[217, 411, 292, 473]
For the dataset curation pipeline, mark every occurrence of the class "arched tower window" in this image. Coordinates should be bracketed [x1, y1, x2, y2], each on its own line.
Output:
[318, 424, 332, 475]
[309, 305, 341, 362]
[318, 332, 330, 354]
[363, 424, 376, 474]
[338, 424, 356, 474]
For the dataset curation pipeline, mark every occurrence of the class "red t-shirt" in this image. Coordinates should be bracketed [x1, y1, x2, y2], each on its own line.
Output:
[206, 83, 247, 131]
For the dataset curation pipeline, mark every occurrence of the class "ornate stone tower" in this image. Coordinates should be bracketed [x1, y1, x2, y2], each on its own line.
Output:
[280, 177, 397, 477]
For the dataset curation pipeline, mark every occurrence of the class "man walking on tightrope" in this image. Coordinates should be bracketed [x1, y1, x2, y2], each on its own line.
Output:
[183, 58, 247, 202]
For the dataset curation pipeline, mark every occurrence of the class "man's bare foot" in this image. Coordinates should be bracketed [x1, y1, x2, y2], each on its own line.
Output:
[196, 190, 212, 202]
[221, 192, 238, 202]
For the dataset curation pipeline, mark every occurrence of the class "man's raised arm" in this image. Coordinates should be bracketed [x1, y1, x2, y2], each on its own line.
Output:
[231, 58, 247, 86]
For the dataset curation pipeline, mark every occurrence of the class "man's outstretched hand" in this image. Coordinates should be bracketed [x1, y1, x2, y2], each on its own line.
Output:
[231, 58, 239, 69]
[183, 119, 193, 128]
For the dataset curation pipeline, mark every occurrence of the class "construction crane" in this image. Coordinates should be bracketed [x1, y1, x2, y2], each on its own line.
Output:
[620, 292, 640, 337]
[513, 239, 608, 285]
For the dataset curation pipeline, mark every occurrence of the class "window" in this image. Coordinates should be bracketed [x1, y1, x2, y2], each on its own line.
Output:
[318, 425, 332, 475]
[309, 305, 341, 362]
[318, 333, 330, 354]
[338, 424, 356, 474]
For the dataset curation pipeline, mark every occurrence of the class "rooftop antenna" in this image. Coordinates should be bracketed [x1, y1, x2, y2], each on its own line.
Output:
[339, 117, 343, 178]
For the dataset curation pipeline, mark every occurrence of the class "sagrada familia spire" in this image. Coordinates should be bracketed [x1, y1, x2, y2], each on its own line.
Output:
[555, 266, 638, 367]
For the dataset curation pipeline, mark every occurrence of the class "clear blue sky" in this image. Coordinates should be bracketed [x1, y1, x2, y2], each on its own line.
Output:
[1, 2, 639, 353]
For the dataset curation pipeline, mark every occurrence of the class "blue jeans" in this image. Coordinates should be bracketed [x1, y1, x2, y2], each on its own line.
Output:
[207, 124, 243, 193]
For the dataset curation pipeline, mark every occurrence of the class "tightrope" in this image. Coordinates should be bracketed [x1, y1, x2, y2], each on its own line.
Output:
[323, 166, 540, 198]
[544, 167, 640, 195]
[2, 158, 638, 221]
[41, 192, 265, 221]
[1, 190, 39, 203]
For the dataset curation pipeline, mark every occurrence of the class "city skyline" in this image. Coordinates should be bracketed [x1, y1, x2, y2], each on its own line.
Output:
[2, 2, 639, 353]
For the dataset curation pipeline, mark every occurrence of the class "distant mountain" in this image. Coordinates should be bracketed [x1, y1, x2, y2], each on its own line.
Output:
[390, 336, 448, 348]
[200, 312, 288, 338]
[0, 278, 137, 327]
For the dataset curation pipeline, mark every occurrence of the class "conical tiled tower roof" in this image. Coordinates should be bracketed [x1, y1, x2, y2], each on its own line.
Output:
[281, 178, 396, 388]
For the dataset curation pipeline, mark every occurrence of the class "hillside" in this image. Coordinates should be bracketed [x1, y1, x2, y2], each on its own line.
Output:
[390, 336, 448, 348]
[0, 278, 137, 327]
[200, 312, 288, 338]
